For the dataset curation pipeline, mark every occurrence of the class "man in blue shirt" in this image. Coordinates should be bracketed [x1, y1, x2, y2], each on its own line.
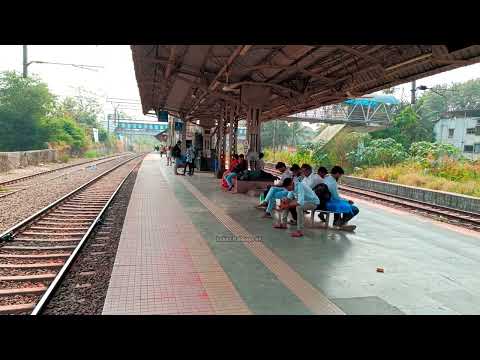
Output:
[274, 177, 320, 237]
[323, 166, 359, 227]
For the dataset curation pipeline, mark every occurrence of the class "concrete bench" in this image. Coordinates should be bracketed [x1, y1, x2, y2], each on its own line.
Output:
[233, 178, 273, 194]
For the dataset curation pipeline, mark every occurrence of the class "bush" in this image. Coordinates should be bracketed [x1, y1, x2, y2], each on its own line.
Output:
[39, 115, 88, 154]
[348, 138, 407, 167]
[59, 154, 70, 163]
[83, 150, 98, 158]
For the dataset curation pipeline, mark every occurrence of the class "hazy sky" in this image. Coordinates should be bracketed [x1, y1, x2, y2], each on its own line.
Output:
[1, 45, 480, 121]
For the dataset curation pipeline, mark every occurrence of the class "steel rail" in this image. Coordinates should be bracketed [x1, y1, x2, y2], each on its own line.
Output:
[30, 154, 145, 315]
[0, 153, 130, 187]
[0, 153, 143, 243]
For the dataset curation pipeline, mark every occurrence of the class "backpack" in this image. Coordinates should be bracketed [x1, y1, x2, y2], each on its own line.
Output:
[312, 183, 331, 210]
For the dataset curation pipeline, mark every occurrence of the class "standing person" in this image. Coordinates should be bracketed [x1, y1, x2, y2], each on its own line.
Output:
[274, 177, 320, 237]
[171, 141, 182, 175]
[166, 146, 172, 166]
[323, 166, 359, 227]
[183, 144, 195, 176]
[225, 154, 248, 191]
[190, 146, 197, 175]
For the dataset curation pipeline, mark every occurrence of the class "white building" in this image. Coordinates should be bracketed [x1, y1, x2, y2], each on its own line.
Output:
[434, 110, 480, 160]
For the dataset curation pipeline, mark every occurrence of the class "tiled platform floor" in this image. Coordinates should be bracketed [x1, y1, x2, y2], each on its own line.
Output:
[102, 154, 250, 314]
[103, 153, 480, 315]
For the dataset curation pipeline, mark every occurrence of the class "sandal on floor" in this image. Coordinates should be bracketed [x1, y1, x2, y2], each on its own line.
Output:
[273, 224, 287, 229]
[262, 213, 272, 218]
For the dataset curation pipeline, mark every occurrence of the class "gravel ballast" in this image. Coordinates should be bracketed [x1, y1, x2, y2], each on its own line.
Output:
[41, 165, 139, 314]
[0, 155, 134, 234]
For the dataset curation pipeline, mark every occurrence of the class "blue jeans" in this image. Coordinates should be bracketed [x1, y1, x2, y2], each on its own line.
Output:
[225, 172, 237, 187]
[334, 205, 359, 224]
[265, 187, 288, 214]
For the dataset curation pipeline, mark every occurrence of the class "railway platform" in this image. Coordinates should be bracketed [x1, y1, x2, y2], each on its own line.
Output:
[103, 153, 480, 315]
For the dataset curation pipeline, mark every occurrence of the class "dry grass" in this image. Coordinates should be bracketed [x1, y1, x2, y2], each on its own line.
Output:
[356, 161, 480, 198]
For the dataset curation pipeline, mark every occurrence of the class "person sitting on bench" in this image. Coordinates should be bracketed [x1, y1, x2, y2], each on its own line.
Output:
[255, 152, 265, 171]
[258, 163, 302, 220]
[301, 164, 323, 189]
[221, 154, 240, 190]
[323, 166, 359, 227]
[314, 166, 329, 222]
[257, 162, 292, 214]
[225, 154, 248, 191]
[274, 177, 320, 237]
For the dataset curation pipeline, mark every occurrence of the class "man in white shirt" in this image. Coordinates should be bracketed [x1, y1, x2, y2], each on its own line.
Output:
[301, 164, 323, 189]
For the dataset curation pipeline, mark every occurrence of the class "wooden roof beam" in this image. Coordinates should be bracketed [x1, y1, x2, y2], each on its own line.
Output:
[334, 45, 381, 65]
[164, 46, 176, 80]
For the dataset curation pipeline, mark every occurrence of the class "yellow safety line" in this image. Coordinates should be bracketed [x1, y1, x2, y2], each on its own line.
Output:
[177, 175, 345, 315]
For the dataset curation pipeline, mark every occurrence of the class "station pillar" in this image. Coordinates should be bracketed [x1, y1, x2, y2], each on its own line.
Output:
[228, 104, 239, 160]
[215, 108, 228, 179]
[241, 85, 270, 170]
[180, 120, 187, 153]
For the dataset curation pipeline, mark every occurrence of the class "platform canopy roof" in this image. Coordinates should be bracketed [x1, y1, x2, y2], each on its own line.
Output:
[131, 45, 480, 129]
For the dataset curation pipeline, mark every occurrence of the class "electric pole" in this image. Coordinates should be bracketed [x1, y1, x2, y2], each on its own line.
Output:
[272, 119, 277, 161]
[23, 45, 28, 78]
[411, 80, 416, 104]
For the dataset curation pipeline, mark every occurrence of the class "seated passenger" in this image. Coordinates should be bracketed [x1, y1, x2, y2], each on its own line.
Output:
[230, 154, 240, 170]
[257, 163, 300, 219]
[221, 154, 240, 190]
[313, 166, 330, 222]
[301, 164, 323, 189]
[274, 177, 320, 238]
[225, 154, 248, 191]
[317, 166, 328, 179]
[323, 166, 359, 227]
[258, 161, 292, 207]
[255, 152, 265, 171]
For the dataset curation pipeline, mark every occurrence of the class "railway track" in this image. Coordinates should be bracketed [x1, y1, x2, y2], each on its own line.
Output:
[263, 163, 480, 229]
[338, 184, 480, 227]
[0, 153, 145, 315]
[0, 153, 131, 199]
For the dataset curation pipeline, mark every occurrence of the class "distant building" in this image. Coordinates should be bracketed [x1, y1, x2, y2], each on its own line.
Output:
[434, 110, 480, 160]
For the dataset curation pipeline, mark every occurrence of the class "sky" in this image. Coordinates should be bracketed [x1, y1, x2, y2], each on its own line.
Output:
[1, 45, 480, 124]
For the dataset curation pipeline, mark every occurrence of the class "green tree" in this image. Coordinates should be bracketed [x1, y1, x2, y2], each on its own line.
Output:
[289, 122, 308, 146]
[371, 105, 434, 149]
[417, 78, 480, 122]
[0, 71, 55, 151]
[55, 94, 102, 128]
[261, 120, 291, 150]
[39, 115, 88, 154]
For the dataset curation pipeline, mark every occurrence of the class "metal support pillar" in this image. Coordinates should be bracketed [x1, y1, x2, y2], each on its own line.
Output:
[226, 103, 238, 169]
[246, 105, 262, 170]
[228, 105, 239, 160]
[240, 84, 270, 170]
[181, 120, 187, 153]
[215, 108, 227, 178]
